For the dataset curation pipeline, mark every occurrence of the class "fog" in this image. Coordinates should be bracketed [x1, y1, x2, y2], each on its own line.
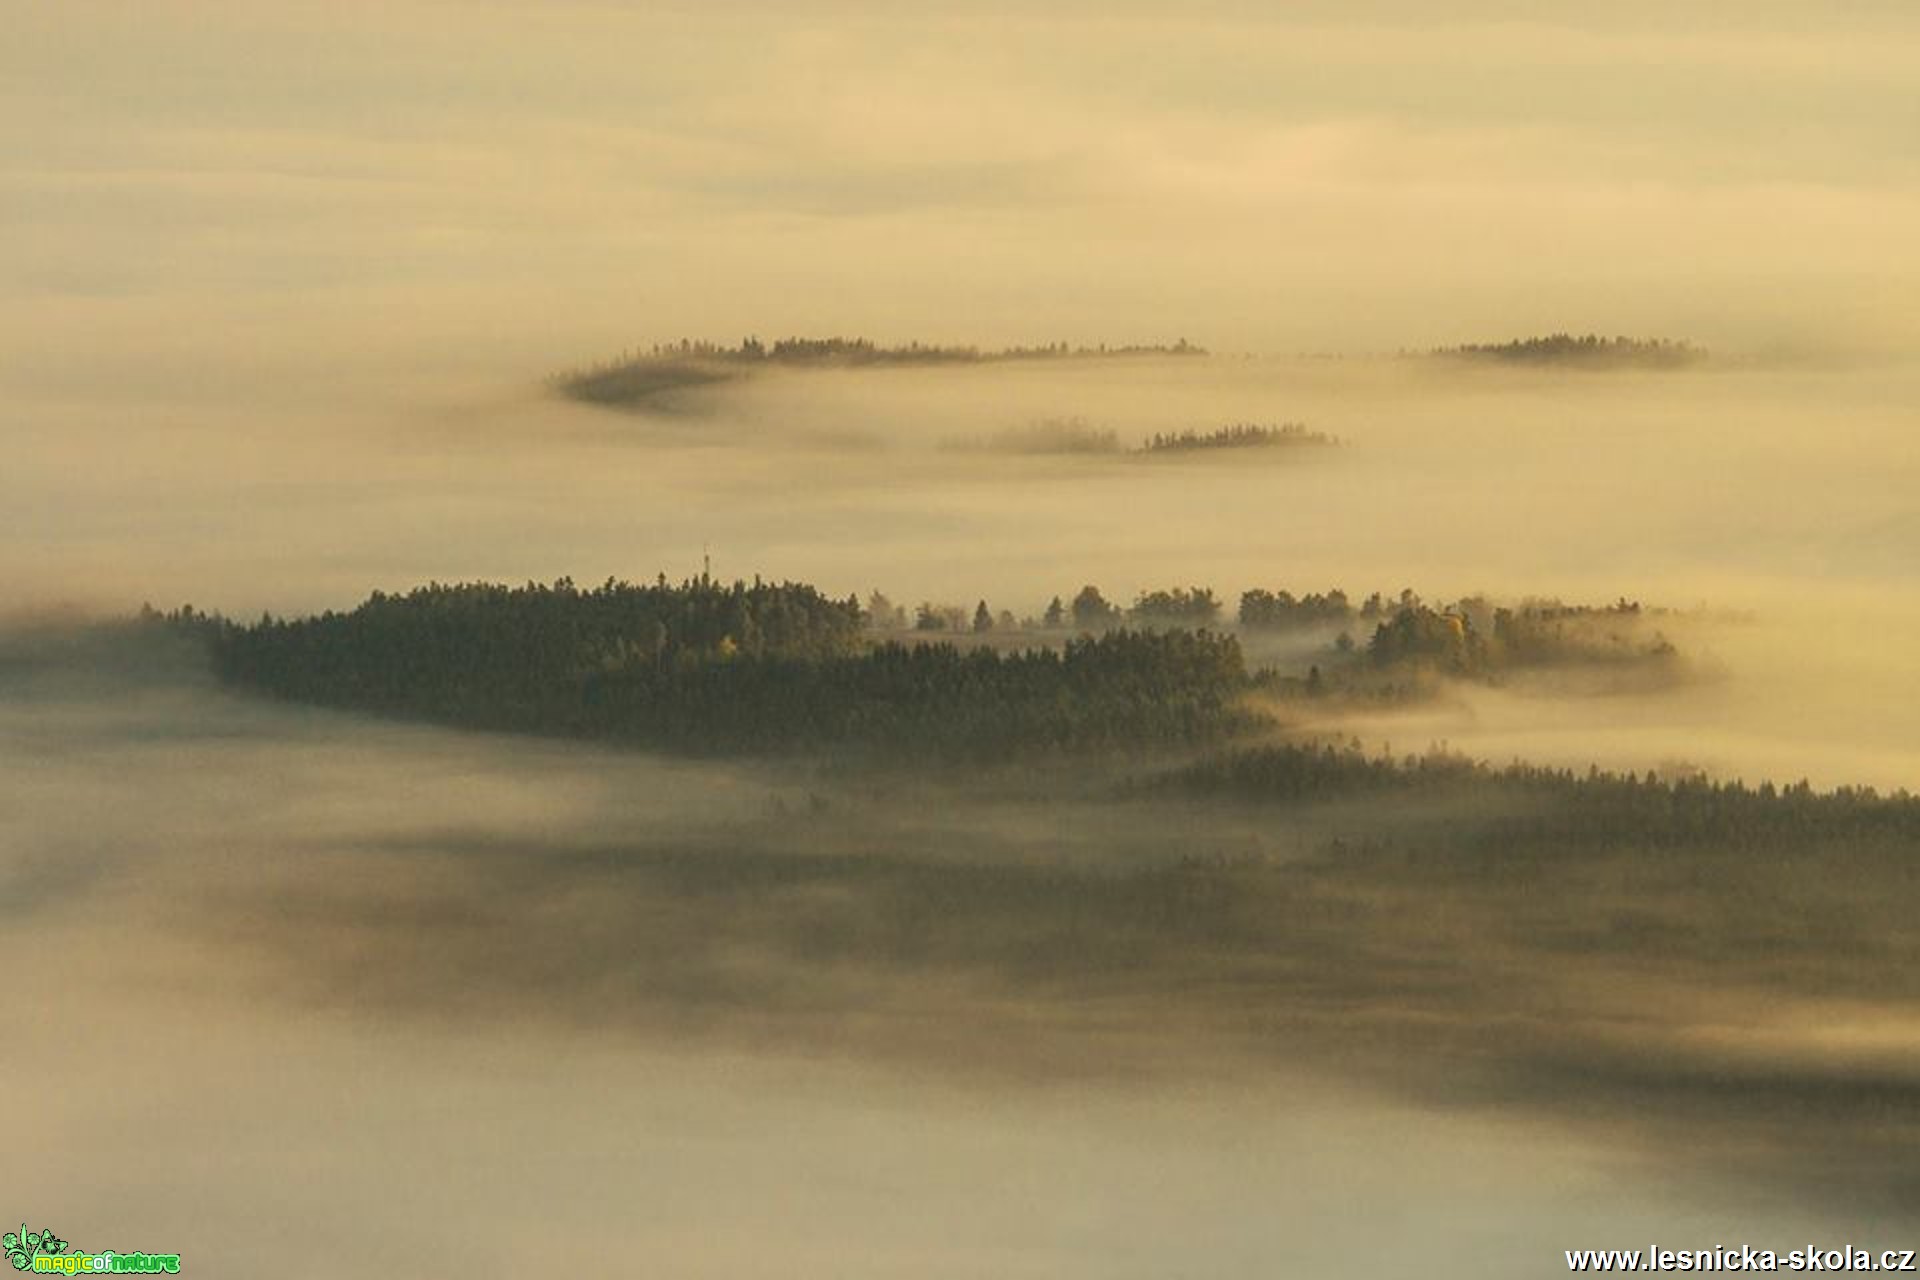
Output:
[7, 2, 1920, 1274]
[8, 634, 1920, 1275]
[10, 3, 1920, 365]
[12, 355, 1919, 787]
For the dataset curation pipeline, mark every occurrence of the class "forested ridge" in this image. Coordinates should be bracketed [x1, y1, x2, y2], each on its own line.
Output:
[179, 577, 1252, 758]
[135, 574, 1919, 852]
[145, 572, 1694, 755]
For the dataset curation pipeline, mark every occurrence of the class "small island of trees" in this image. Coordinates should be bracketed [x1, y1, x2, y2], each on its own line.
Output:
[556, 335, 1207, 408]
[1434, 334, 1705, 369]
[1138, 423, 1338, 453]
[943, 420, 1339, 458]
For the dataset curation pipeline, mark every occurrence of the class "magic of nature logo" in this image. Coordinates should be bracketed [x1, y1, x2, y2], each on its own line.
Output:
[4, 1224, 180, 1275]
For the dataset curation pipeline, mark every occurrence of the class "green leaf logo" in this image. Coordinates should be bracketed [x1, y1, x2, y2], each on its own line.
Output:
[4, 1224, 72, 1271]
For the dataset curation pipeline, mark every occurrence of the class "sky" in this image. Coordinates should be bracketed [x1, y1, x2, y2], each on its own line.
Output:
[6, 0, 1919, 392]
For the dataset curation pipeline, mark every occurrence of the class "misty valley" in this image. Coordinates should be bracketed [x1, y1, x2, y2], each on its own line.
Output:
[13, 5, 1920, 1271]
[25, 387, 1915, 1234]
[9, 313, 1919, 1275]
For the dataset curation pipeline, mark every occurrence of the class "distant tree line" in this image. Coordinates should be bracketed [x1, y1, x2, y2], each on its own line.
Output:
[881, 585, 1222, 634]
[1138, 423, 1338, 453]
[868, 581, 1671, 682]
[1361, 601, 1673, 675]
[631, 335, 1206, 365]
[555, 335, 1206, 406]
[1127, 587, 1221, 625]
[1434, 334, 1705, 368]
[1239, 588, 1355, 629]
[943, 419, 1337, 458]
[1160, 741, 1920, 850]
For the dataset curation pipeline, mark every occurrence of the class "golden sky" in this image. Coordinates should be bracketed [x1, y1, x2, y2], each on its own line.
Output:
[7, 1, 1918, 372]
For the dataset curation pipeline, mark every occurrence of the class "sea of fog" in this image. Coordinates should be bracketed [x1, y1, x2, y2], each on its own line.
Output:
[3, 646, 1912, 1277]
[10, 2, 1920, 1268]
[7, 351, 1918, 787]
[5, 348, 1919, 1273]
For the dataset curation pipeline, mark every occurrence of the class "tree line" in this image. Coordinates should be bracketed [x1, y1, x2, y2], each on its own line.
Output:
[1161, 741, 1920, 850]
[143, 572, 1683, 757]
[1139, 423, 1337, 453]
[555, 335, 1206, 404]
[157, 577, 1252, 759]
[875, 583, 1671, 679]
[1434, 334, 1705, 368]
[942, 419, 1338, 458]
